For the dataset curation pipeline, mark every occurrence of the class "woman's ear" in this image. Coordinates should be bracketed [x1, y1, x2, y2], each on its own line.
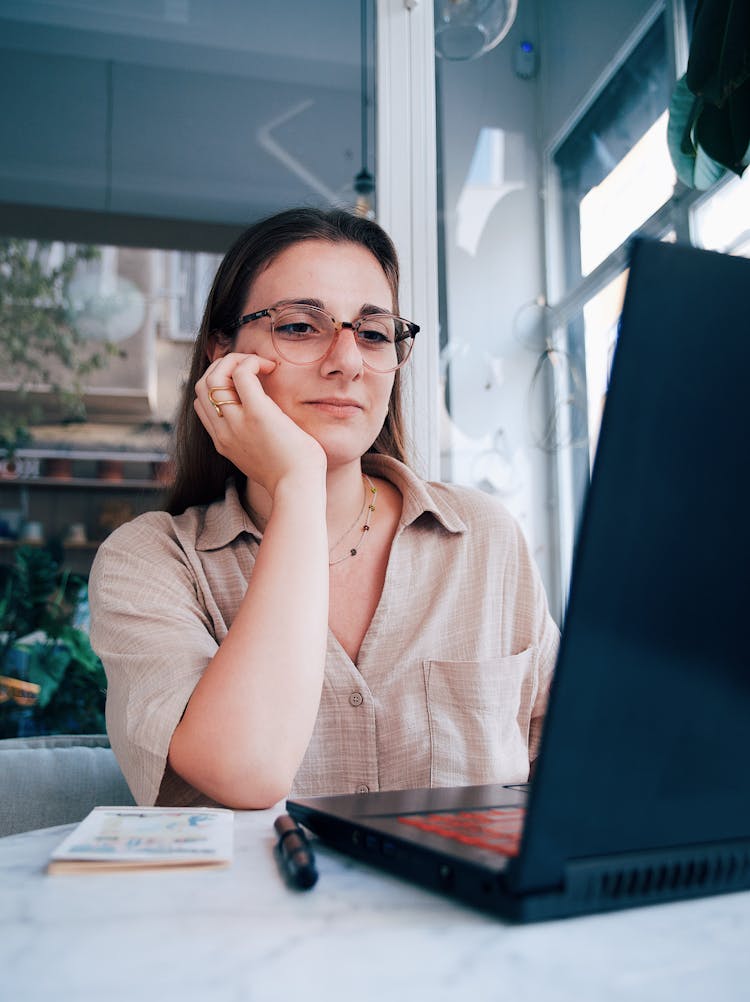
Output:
[207, 330, 232, 363]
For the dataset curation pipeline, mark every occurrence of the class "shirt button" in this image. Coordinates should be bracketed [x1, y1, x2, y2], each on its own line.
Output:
[349, 691, 363, 707]
[356, 784, 370, 794]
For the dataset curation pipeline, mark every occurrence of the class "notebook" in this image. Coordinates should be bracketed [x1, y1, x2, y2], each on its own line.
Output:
[287, 238, 750, 923]
[47, 807, 234, 873]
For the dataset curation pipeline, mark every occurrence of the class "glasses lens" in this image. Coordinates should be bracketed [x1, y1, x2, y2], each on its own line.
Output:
[356, 315, 414, 371]
[271, 305, 334, 364]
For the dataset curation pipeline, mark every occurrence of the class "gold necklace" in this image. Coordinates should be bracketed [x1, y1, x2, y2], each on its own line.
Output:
[328, 475, 368, 552]
[328, 475, 377, 566]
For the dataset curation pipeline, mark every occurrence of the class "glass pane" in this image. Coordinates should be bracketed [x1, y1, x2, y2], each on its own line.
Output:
[581, 233, 675, 468]
[579, 112, 675, 275]
[583, 271, 628, 458]
[553, 15, 672, 289]
[691, 170, 750, 258]
[0, 237, 200, 545]
[0, 1, 375, 739]
[434, 58, 555, 597]
[0, 2, 373, 225]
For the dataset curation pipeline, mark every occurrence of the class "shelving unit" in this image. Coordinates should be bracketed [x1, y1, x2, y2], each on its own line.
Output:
[0, 447, 170, 575]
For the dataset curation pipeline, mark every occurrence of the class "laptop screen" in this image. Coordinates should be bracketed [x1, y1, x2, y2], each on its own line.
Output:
[513, 239, 750, 892]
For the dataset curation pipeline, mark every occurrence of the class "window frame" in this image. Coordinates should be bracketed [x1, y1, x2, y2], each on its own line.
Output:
[375, 0, 440, 480]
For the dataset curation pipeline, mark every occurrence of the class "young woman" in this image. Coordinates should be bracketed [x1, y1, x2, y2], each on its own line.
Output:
[89, 208, 559, 809]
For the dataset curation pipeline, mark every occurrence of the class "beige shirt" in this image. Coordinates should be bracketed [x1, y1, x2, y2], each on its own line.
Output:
[89, 455, 559, 807]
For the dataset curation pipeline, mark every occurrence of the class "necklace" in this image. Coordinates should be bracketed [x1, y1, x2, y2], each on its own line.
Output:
[328, 476, 368, 553]
[328, 475, 377, 566]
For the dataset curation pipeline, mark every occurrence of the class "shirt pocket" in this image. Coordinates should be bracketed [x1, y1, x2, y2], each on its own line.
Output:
[423, 649, 538, 788]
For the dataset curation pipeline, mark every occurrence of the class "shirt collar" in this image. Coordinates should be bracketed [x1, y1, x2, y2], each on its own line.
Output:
[191, 457, 467, 552]
[194, 480, 261, 551]
[363, 454, 467, 534]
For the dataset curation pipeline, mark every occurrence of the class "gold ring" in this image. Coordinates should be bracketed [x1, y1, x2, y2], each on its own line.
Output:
[208, 386, 236, 404]
[208, 386, 240, 417]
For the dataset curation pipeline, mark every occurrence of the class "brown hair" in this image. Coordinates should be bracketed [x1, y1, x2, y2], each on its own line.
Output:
[166, 207, 412, 515]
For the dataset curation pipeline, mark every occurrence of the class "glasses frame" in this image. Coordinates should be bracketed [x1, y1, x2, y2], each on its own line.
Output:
[226, 303, 419, 373]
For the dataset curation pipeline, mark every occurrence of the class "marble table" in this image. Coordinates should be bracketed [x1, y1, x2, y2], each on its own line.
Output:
[2, 805, 749, 1002]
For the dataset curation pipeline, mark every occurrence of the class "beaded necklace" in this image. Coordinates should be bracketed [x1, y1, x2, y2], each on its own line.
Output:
[328, 475, 377, 566]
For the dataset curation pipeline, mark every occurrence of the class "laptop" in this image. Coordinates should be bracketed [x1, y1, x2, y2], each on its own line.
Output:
[287, 238, 750, 923]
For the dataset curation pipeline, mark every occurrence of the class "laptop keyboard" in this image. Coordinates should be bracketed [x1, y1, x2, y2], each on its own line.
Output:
[397, 807, 526, 857]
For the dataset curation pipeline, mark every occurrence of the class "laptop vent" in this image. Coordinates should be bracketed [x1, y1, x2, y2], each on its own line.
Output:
[573, 846, 750, 905]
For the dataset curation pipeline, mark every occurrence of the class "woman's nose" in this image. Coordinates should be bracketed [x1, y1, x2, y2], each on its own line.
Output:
[321, 324, 364, 377]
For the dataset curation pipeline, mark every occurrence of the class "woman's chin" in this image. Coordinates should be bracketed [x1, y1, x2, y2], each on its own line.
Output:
[315, 436, 377, 471]
[296, 422, 375, 466]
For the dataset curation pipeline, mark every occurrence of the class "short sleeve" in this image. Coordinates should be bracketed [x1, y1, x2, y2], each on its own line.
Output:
[88, 514, 220, 805]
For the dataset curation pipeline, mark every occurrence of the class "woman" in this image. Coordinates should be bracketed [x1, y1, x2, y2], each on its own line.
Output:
[89, 207, 559, 809]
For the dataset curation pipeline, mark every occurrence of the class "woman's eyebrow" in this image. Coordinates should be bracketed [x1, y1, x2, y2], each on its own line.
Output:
[271, 299, 394, 317]
[358, 302, 393, 316]
[271, 297, 326, 309]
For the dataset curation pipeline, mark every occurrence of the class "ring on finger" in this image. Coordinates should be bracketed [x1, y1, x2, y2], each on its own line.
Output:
[208, 386, 241, 417]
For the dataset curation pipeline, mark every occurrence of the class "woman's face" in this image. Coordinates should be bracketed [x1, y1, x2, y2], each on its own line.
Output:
[226, 239, 396, 470]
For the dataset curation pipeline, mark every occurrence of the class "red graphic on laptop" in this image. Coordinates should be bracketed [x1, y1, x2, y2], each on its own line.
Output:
[398, 807, 525, 857]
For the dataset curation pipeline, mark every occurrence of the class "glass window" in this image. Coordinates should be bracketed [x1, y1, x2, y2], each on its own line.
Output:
[0, 0, 381, 740]
[553, 14, 672, 289]
[579, 112, 675, 275]
[691, 170, 750, 258]
[168, 251, 224, 341]
[0, 3, 372, 226]
[582, 270, 628, 458]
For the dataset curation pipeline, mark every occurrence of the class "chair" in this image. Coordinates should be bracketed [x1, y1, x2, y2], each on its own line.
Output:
[0, 733, 135, 838]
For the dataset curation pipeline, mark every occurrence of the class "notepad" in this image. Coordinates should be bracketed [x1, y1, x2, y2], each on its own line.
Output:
[47, 806, 234, 874]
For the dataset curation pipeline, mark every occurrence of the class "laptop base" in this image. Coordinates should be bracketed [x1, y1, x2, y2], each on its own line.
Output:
[290, 796, 750, 922]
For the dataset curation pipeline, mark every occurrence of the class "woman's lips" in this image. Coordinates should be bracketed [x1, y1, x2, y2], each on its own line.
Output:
[306, 398, 364, 417]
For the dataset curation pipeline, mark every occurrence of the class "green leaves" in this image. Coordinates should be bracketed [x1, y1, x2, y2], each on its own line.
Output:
[0, 238, 123, 446]
[0, 545, 65, 643]
[0, 546, 106, 734]
[22, 641, 72, 709]
[19, 626, 106, 714]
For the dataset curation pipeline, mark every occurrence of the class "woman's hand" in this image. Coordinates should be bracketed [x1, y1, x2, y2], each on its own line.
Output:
[195, 352, 326, 497]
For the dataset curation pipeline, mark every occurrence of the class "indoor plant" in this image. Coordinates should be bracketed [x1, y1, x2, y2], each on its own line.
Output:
[0, 544, 106, 737]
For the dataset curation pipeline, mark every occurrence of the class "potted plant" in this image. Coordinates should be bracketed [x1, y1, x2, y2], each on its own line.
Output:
[0, 544, 106, 738]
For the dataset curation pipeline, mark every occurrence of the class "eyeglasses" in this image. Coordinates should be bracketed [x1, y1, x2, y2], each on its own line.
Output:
[226, 302, 419, 373]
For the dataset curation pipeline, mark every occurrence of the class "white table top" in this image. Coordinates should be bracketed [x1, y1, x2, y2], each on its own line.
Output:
[2, 806, 750, 1002]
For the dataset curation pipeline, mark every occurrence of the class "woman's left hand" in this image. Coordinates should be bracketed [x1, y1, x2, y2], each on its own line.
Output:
[194, 351, 327, 497]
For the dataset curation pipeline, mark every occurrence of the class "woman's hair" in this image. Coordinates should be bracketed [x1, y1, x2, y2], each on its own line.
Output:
[166, 207, 411, 515]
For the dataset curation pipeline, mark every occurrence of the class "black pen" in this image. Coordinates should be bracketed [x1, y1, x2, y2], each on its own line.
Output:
[274, 814, 318, 890]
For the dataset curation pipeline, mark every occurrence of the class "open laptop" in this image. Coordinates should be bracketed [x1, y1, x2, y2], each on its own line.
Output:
[287, 238, 750, 923]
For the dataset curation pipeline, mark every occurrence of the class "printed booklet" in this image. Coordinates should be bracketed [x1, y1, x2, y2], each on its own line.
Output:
[47, 806, 234, 874]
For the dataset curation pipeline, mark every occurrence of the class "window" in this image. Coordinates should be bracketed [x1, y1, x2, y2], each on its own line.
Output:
[578, 112, 675, 276]
[553, 14, 672, 291]
[544, 4, 702, 606]
[166, 251, 223, 341]
[582, 270, 628, 459]
[691, 170, 750, 258]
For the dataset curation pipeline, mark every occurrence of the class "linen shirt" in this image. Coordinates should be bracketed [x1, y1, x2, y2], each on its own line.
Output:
[89, 455, 559, 807]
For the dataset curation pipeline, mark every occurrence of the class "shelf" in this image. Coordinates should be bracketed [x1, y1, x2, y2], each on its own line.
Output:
[1, 446, 170, 491]
[7, 448, 169, 463]
[0, 539, 101, 551]
[0, 444, 167, 572]
[0, 477, 166, 490]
